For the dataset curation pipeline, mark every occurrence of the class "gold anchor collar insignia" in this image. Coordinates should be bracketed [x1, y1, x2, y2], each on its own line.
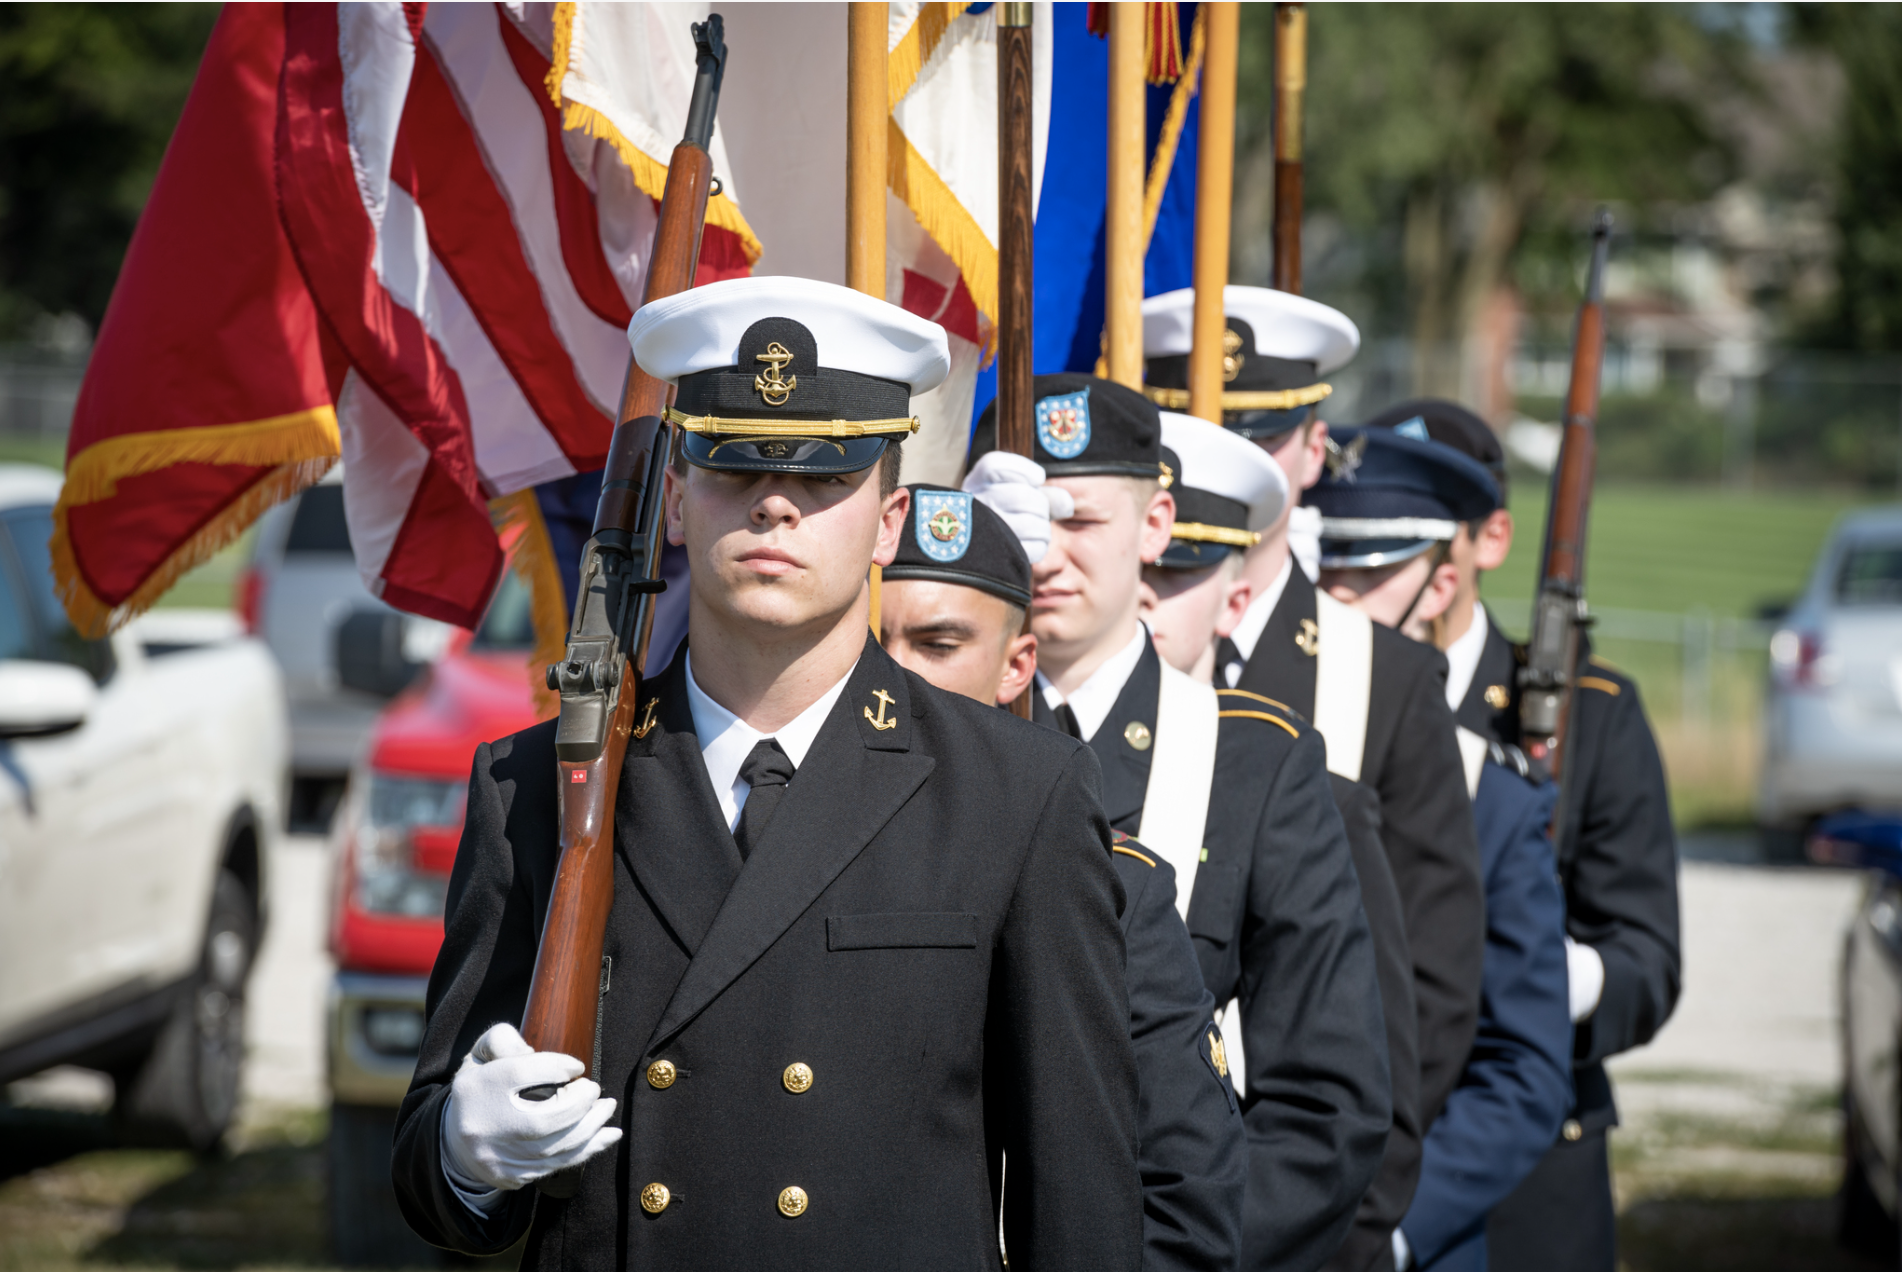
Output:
[754, 342, 797, 405]
[1208, 1028, 1229, 1078]
[1295, 618, 1319, 657]
[863, 688, 898, 731]
[1484, 683, 1510, 709]
[633, 696, 661, 739]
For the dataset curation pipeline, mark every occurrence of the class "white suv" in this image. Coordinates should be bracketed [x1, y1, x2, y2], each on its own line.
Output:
[0, 464, 286, 1149]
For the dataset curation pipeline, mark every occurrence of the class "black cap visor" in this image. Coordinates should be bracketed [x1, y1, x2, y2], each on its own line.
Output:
[1156, 538, 1240, 570]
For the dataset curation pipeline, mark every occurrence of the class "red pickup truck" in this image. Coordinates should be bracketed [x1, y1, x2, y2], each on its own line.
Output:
[322, 572, 545, 1264]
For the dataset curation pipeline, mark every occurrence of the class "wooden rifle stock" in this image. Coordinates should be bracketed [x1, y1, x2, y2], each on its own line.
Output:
[519, 16, 727, 1078]
[1520, 210, 1613, 799]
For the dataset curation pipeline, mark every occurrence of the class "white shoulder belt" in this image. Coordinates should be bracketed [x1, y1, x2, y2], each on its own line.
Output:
[1136, 659, 1220, 922]
[1311, 589, 1373, 781]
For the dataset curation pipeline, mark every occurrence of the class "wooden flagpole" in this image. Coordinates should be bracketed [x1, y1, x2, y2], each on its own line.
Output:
[997, 1, 1036, 719]
[1188, 2, 1239, 424]
[1104, 5, 1145, 389]
[847, 3, 888, 632]
[1271, 3, 1306, 294]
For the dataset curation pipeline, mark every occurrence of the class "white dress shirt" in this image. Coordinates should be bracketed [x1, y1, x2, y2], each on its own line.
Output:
[686, 652, 856, 831]
[1036, 622, 1150, 743]
[1223, 556, 1295, 688]
[1441, 601, 1490, 712]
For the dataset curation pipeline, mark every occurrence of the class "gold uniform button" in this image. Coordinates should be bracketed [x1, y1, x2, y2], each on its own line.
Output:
[1124, 721, 1153, 750]
[783, 1062, 814, 1094]
[1562, 1118, 1583, 1142]
[641, 1182, 671, 1214]
[646, 1059, 677, 1089]
[1485, 683, 1510, 709]
[778, 1185, 809, 1217]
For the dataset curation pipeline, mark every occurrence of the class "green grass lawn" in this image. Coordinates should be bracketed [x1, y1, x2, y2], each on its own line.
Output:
[1485, 480, 1880, 625]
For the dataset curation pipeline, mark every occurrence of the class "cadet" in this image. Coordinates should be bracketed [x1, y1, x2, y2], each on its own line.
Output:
[879, 481, 1247, 1272]
[968, 375, 1390, 1272]
[1141, 412, 1425, 1272]
[1310, 428, 1573, 1271]
[1144, 287, 1486, 1203]
[391, 277, 1143, 1271]
[1361, 400, 1682, 1272]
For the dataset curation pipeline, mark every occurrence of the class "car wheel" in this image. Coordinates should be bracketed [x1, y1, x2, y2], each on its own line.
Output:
[328, 1101, 444, 1267]
[112, 870, 255, 1152]
[1840, 1086, 1897, 1257]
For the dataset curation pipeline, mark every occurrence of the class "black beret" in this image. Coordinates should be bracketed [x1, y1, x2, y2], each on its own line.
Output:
[1310, 427, 1501, 569]
[882, 484, 1032, 608]
[1360, 398, 1507, 495]
[970, 374, 1166, 481]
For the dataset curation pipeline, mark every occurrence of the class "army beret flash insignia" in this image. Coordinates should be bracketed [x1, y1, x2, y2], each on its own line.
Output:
[913, 489, 973, 562]
[1036, 387, 1092, 459]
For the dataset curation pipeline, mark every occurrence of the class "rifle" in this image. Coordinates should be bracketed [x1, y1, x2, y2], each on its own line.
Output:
[519, 16, 727, 1086]
[1520, 210, 1612, 812]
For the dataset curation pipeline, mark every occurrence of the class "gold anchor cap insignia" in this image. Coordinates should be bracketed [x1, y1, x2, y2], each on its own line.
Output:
[754, 342, 797, 405]
[863, 688, 898, 731]
[1295, 618, 1319, 657]
[1221, 327, 1245, 383]
[633, 696, 661, 738]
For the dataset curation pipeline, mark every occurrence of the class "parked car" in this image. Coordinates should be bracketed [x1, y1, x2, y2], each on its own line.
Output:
[1814, 811, 1902, 1261]
[323, 569, 539, 1264]
[0, 464, 286, 1150]
[1762, 507, 1902, 828]
[244, 470, 446, 832]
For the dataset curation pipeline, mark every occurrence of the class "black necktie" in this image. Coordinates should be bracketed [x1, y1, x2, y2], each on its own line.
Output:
[1215, 636, 1244, 686]
[733, 738, 796, 859]
[1054, 702, 1083, 740]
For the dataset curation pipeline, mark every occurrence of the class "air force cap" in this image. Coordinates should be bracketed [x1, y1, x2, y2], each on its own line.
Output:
[1141, 286, 1361, 443]
[969, 374, 1170, 483]
[1308, 427, 1501, 569]
[628, 276, 951, 475]
[883, 484, 1033, 608]
[1155, 412, 1290, 569]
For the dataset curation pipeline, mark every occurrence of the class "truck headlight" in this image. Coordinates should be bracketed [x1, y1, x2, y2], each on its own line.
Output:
[353, 774, 461, 918]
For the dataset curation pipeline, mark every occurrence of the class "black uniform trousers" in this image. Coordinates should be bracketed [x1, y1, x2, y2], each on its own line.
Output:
[1461, 620, 1681, 1272]
[1038, 638, 1391, 1272]
[392, 639, 1144, 1272]
[1236, 568, 1485, 1137]
[1110, 839, 1248, 1272]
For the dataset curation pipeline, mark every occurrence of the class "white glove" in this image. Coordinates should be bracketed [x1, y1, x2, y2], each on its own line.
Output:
[962, 451, 1075, 565]
[1392, 1227, 1413, 1270]
[1565, 937, 1605, 1023]
[440, 1023, 623, 1195]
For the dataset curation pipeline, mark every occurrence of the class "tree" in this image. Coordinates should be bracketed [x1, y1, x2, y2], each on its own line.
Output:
[1236, 4, 1752, 394]
[1792, 4, 1902, 352]
[0, 4, 218, 343]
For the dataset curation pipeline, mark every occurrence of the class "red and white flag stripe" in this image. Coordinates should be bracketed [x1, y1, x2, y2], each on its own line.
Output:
[276, 1, 751, 627]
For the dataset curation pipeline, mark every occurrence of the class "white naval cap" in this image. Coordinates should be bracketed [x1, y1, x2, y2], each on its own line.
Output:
[1160, 411, 1289, 531]
[1141, 285, 1360, 373]
[628, 275, 951, 395]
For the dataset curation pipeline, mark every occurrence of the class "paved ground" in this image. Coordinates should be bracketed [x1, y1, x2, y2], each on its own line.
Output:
[1, 834, 1887, 1270]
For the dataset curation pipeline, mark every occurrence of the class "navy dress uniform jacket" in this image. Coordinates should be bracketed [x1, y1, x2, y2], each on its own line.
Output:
[1399, 762, 1572, 1272]
[1110, 837, 1248, 1272]
[1322, 775, 1422, 1272]
[1038, 637, 1391, 1272]
[1236, 567, 1484, 1136]
[392, 639, 1143, 1272]
[1464, 621, 1679, 1272]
